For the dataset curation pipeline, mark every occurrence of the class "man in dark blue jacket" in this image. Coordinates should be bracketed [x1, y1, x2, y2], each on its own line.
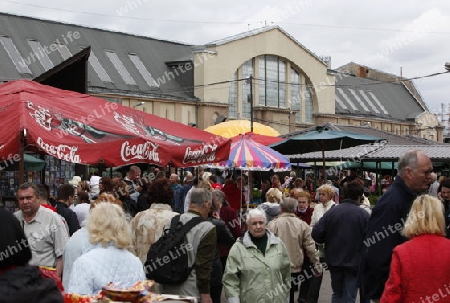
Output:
[360, 150, 432, 302]
[312, 181, 369, 303]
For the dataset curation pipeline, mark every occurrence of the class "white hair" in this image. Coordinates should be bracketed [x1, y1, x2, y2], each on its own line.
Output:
[246, 208, 267, 224]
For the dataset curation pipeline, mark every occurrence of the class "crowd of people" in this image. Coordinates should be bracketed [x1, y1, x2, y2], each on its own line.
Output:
[1, 150, 450, 303]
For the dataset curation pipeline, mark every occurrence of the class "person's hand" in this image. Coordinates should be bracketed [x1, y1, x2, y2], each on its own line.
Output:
[313, 262, 323, 277]
[212, 211, 220, 219]
[200, 293, 213, 303]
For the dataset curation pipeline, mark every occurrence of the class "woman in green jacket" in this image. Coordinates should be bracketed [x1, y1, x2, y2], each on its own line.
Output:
[222, 208, 291, 303]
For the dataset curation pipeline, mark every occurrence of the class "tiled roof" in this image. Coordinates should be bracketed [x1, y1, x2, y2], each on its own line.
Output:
[334, 73, 424, 122]
[0, 13, 196, 101]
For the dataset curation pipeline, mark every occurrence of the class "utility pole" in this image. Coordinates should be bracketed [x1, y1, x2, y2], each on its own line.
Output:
[247, 75, 254, 133]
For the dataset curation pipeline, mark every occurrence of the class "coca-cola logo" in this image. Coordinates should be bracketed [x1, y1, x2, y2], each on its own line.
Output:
[37, 137, 81, 163]
[121, 141, 160, 162]
[183, 144, 217, 164]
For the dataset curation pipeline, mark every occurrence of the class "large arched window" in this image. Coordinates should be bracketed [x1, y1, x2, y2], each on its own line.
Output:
[228, 55, 313, 123]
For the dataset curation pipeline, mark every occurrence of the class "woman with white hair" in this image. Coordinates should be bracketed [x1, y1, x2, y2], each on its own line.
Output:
[67, 202, 145, 295]
[223, 208, 291, 303]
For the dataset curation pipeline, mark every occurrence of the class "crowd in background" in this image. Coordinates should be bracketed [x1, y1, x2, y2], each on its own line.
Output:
[2, 151, 450, 303]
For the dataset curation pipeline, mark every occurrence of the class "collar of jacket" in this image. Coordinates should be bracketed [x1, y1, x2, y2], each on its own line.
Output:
[241, 229, 279, 248]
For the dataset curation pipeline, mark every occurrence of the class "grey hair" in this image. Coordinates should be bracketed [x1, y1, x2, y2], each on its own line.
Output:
[212, 190, 226, 204]
[280, 197, 298, 213]
[17, 182, 40, 198]
[397, 150, 420, 177]
[190, 187, 212, 207]
[246, 208, 267, 225]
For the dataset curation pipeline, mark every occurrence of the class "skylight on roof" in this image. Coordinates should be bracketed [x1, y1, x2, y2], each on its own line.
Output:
[55, 43, 72, 60]
[337, 88, 358, 111]
[359, 90, 380, 114]
[335, 95, 348, 110]
[368, 91, 389, 115]
[105, 50, 136, 85]
[0, 36, 32, 75]
[81, 47, 112, 83]
[128, 53, 159, 88]
[348, 89, 370, 112]
[28, 40, 54, 71]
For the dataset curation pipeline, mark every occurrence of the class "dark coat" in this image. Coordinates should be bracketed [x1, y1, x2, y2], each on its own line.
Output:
[360, 176, 417, 300]
[207, 217, 235, 287]
[0, 265, 63, 303]
[312, 199, 369, 271]
[218, 205, 241, 258]
[55, 202, 80, 236]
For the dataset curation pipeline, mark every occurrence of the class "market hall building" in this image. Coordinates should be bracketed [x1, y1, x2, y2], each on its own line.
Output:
[0, 12, 443, 193]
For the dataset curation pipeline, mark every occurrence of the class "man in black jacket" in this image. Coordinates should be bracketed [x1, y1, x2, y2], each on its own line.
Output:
[360, 150, 432, 302]
[56, 184, 80, 236]
[312, 181, 369, 303]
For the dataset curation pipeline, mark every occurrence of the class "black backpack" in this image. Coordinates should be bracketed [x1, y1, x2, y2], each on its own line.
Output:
[144, 215, 203, 284]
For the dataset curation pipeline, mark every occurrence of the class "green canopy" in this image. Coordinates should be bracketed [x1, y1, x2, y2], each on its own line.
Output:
[307, 161, 398, 171]
[4, 154, 46, 171]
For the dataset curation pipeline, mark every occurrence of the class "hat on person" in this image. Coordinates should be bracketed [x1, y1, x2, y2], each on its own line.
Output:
[69, 176, 82, 187]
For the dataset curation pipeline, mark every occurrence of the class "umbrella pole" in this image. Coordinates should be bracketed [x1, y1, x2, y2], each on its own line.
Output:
[18, 129, 26, 185]
[322, 148, 327, 181]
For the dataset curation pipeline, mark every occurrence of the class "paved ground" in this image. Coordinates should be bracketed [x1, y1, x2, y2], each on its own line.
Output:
[221, 269, 362, 303]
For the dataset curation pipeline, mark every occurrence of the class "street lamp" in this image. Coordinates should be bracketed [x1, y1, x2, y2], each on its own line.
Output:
[133, 101, 144, 108]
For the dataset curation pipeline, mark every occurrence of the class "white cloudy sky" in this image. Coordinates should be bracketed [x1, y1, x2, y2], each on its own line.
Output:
[2, 0, 450, 113]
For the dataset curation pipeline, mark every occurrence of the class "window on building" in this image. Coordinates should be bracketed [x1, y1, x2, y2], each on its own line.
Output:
[0, 36, 32, 75]
[228, 72, 237, 118]
[28, 40, 54, 71]
[105, 50, 136, 85]
[290, 68, 301, 123]
[242, 59, 253, 119]
[305, 86, 314, 123]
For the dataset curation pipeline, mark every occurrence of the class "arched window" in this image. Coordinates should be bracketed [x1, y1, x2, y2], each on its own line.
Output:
[228, 72, 237, 118]
[305, 87, 314, 123]
[290, 68, 301, 123]
[242, 59, 254, 119]
[229, 55, 309, 122]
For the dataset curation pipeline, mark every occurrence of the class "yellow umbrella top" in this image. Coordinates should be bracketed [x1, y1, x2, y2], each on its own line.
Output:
[204, 120, 280, 138]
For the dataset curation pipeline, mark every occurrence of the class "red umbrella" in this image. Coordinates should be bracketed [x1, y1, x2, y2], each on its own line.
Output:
[0, 80, 231, 169]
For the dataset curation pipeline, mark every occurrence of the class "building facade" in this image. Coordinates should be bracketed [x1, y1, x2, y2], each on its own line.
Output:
[0, 13, 442, 141]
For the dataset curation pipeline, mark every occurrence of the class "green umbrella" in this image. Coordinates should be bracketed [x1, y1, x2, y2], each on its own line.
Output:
[270, 126, 382, 175]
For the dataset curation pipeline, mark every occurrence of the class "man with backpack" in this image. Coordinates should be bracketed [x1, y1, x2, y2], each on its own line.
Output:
[145, 187, 216, 303]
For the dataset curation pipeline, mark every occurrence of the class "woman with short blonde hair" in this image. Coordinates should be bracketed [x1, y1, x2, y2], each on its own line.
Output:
[67, 203, 145, 295]
[381, 195, 450, 303]
[88, 203, 132, 249]
[402, 194, 445, 238]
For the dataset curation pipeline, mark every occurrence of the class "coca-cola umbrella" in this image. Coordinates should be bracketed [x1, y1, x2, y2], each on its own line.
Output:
[0, 80, 231, 175]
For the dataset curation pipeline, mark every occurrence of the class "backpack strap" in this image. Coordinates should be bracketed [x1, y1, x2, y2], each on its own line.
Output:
[169, 215, 204, 236]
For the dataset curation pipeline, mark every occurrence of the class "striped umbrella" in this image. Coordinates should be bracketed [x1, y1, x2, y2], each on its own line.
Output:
[214, 134, 291, 171]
